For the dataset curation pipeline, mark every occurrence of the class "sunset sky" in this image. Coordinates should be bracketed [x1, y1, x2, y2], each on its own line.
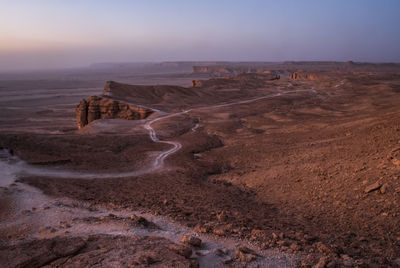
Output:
[1, 0, 399, 71]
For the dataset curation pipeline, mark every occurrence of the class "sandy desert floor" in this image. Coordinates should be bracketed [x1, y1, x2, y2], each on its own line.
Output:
[1, 65, 400, 267]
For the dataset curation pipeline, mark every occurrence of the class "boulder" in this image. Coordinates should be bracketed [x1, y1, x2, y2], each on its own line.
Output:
[180, 234, 202, 247]
[235, 247, 258, 263]
[364, 181, 381, 193]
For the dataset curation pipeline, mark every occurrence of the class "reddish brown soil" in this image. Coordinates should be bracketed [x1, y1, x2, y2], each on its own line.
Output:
[1, 72, 400, 266]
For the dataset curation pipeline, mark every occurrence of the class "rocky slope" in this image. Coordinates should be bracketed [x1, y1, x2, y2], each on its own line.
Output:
[76, 96, 154, 129]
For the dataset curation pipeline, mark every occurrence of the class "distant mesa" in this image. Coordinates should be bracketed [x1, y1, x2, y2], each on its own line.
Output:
[289, 71, 320, 80]
[192, 73, 280, 88]
[76, 95, 154, 129]
[192, 65, 282, 76]
[77, 73, 281, 129]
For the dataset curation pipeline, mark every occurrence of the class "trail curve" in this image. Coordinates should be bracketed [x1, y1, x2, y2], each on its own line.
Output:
[1, 89, 314, 180]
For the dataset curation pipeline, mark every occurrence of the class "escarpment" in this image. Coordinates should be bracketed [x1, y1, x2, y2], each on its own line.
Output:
[192, 73, 280, 88]
[78, 73, 281, 120]
[76, 96, 154, 129]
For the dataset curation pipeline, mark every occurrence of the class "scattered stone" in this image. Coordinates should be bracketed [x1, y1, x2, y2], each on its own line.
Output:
[167, 245, 192, 259]
[235, 247, 258, 263]
[271, 232, 278, 240]
[216, 211, 228, 221]
[380, 183, 389, 194]
[250, 229, 266, 241]
[341, 254, 354, 267]
[290, 243, 301, 251]
[130, 214, 152, 227]
[314, 242, 337, 256]
[215, 248, 229, 256]
[194, 224, 209, 233]
[364, 181, 381, 193]
[314, 256, 329, 268]
[213, 225, 229, 236]
[222, 257, 234, 264]
[180, 234, 202, 247]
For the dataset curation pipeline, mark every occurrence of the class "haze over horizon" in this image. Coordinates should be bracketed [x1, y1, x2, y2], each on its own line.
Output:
[1, 0, 400, 71]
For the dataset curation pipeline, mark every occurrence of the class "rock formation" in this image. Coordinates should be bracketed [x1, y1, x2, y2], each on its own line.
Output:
[289, 71, 320, 80]
[191, 80, 203, 87]
[103, 80, 113, 96]
[76, 96, 154, 129]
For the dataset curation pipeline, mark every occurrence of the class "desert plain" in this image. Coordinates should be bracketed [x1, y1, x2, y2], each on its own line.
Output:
[1, 61, 400, 267]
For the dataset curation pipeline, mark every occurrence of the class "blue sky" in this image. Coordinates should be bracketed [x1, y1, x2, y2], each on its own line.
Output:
[0, 0, 399, 70]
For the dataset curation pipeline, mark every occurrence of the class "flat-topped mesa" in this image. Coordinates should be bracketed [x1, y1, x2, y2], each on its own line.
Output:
[76, 96, 154, 129]
[289, 71, 320, 80]
[192, 72, 280, 88]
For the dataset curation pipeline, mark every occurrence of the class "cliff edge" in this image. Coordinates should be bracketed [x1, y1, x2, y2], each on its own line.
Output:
[76, 96, 154, 129]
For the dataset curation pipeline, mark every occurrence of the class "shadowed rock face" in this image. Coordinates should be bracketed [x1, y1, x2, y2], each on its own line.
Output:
[76, 96, 154, 129]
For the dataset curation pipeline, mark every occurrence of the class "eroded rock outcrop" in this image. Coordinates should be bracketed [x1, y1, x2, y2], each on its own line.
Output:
[76, 96, 154, 129]
[289, 71, 320, 80]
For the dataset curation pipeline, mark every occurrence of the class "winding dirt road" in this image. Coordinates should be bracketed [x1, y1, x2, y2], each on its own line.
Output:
[2, 89, 314, 180]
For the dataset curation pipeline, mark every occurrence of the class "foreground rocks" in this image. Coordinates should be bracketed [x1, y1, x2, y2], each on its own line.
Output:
[0, 235, 196, 267]
[180, 234, 202, 247]
[76, 96, 154, 129]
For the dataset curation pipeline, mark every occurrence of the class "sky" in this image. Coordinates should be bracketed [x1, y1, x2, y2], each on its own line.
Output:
[0, 0, 400, 71]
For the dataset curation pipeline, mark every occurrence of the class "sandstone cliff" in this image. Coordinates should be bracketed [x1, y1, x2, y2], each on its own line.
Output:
[289, 71, 320, 80]
[76, 96, 154, 129]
